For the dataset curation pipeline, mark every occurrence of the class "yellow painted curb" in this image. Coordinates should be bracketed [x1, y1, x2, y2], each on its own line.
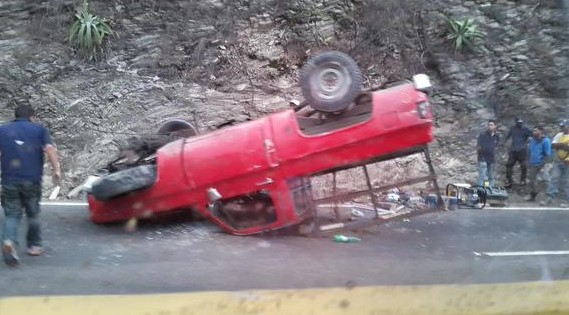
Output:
[2, 281, 569, 315]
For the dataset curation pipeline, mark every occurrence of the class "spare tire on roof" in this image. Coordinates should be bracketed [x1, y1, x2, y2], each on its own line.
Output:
[300, 51, 363, 113]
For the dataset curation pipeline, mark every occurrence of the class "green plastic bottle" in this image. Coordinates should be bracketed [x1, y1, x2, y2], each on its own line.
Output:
[333, 234, 361, 243]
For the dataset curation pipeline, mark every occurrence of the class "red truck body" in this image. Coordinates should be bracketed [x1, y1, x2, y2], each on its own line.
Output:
[88, 82, 433, 235]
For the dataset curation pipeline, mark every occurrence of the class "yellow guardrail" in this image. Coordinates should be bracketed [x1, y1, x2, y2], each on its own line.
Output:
[2, 281, 569, 315]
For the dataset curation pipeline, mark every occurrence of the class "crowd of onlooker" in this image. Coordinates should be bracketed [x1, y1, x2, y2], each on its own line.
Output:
[477, 117, 569, 207]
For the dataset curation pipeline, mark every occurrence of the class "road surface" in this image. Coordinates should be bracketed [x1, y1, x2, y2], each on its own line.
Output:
[1, 203, 568, 297]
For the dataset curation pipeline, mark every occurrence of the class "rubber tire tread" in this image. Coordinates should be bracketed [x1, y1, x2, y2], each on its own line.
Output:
[300, 51, 362, 113]
[91, 165, 157, 201]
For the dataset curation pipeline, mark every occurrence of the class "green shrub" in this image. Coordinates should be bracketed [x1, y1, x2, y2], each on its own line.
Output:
[446, 18, 485, 51]
[69, 1, 112, 60]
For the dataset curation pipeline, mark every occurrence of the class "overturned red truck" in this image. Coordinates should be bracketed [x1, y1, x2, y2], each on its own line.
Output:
[86, 51, 439, 235]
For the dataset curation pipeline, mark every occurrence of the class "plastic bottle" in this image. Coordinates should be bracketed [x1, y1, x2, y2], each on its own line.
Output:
[333, 234, 361, 243]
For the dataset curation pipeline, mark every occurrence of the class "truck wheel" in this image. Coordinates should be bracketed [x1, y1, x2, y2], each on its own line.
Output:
[157, 119, 198, 138]
[300, 51, 362, 113]
[91, 165, 157, 201]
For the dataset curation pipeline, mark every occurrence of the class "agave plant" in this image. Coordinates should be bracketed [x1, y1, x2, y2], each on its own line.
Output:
[446, 18, 485, 51]
[69, 1, 112, 60]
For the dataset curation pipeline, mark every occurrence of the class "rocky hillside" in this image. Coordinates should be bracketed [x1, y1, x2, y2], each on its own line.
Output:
[0, 0, 568, 197]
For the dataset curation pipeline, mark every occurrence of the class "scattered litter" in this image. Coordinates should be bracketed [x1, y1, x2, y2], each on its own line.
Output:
[391, 205, 405, 213]
[350, 209, 365, 217]
[408, 196, 422, 203]
[424, 194, 438, 208]
[124, 218, 137, 233]
[48, 185, 60, 200]
[66, 184, 84, 198]
[387, 192, 400, 202]
[316, 187, 444, 227]
[320, 223, 345, 231]
[333, 234, 361, 243]
[289, 99, 301, 107]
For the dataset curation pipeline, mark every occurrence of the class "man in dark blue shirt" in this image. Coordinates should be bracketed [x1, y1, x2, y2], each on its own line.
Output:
[477, 120, 500, 187]
[0, 105, 61, 266]
[505, 118, 532, 188]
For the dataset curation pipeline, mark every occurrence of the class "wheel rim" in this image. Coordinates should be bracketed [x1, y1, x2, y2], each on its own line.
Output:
[311, 62, 352, 101]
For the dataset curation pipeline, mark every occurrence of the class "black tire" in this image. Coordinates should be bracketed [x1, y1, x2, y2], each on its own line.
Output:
[157, 119, 198, 138]
[91, 165, 157, 201]
[300, 51, 363, 113]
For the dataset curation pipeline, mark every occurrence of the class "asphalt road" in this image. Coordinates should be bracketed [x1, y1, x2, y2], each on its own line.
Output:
[1, 203, 569, 297]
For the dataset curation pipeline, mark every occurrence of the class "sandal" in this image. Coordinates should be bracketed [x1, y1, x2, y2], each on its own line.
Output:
[27, 246, 43, 256]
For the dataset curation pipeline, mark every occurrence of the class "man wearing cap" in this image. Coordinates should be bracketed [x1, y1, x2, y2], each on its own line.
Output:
[0, 105, 61, 266]
[541, 120, 569, 206]
[505, 117, 532, 188]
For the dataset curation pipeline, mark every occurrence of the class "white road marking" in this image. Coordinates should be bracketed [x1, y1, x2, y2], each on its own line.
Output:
[40, 201, 88, 207]
[475, 251, 569, 257]
[484, 206, 569, 211]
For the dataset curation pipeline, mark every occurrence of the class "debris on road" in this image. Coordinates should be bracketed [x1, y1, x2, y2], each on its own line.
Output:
[333, 234, 362, 243]
[124, 218, 138, 233]
[66, 184, 84, 199]
[49, 185, 61, 200]
[351, 209, 365, 217]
